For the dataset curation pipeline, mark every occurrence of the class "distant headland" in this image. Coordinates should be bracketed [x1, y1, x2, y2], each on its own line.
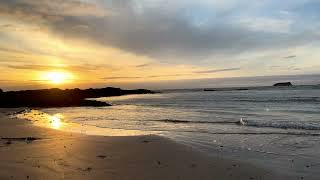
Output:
[0, 87, 154, 108]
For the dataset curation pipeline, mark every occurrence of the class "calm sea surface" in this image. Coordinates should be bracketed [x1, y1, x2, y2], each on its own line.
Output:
[18, 85, 320, 178]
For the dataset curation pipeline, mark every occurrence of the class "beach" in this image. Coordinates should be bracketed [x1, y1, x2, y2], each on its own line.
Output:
[1, 0, 319, 179]
[0, 108, 294, 180]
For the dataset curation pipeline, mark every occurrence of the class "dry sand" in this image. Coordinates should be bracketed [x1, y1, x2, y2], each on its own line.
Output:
[0, 109, 293, 180]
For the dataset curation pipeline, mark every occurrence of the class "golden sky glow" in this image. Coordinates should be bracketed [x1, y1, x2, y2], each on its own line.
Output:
[42, 71, 74, 84]
[0, 0, 320, 90]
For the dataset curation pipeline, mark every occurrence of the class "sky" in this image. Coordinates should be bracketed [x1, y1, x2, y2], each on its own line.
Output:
[0, 0, 319, 90]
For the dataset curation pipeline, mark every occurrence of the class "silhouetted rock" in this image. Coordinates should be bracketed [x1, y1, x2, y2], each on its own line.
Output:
[236, 88, 249, 91]
[0, 87, 154, 108]
[203, 89, 216, 91]
[273, 82, 293, 87]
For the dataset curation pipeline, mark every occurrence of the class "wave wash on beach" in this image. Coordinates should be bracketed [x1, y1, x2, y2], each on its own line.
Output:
[11, 83, 320, 179]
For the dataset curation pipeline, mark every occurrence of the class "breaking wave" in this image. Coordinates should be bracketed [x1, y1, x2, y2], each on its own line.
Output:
[240, 118, 320, 130]
[157, 118, 320, 131]
[157, 119, 240, 124]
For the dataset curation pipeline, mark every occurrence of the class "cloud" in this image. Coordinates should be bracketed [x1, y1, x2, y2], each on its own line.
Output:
[6, 64, 106, 72]
[283, 55, 296, 59]
[102, 73, 192, 80]
[194, 68, 241, 74]
[0, 0, 109, 19]
[0, 24, 21, 31]
[0, 47, 29, 55]
[147, 74, 191, 78]
[135, 63, 151, 68]
[102, 76, 141, 80]
[1, 0, 319, 62]
[235, 16, 293, 34]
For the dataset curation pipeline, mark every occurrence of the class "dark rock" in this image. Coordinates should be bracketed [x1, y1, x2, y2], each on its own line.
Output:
[0, 87, 155, 108]
[97, 155, 107, 159]
[273, 82, 293, 87]
[203, 89, 216, 91]
[1, 137, 40, 143]
[86, 167, 92, 171]
[80, 100, 110, 107]
[142, 140, 150, 143]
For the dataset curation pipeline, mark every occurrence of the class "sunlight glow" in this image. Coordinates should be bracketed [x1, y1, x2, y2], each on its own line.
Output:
[50, 114, 64, 129]
[44, 71, 74, 84]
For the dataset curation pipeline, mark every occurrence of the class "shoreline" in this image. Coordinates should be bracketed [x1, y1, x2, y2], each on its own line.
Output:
[0, 109, 295, 180]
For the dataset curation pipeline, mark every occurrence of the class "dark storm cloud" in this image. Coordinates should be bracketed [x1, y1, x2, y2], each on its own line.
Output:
[1, 0, 319, 61]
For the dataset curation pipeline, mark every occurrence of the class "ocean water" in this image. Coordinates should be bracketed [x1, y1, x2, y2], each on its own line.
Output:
[17, 85, 320, 178]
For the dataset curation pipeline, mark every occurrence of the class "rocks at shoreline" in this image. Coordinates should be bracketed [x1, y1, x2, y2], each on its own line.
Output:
[0, 87, 154, 108]
[273, 82, 293, 87]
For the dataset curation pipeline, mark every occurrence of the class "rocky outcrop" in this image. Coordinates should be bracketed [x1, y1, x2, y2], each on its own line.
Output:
[273, 82, 293, 87]
[0, 87, 154, 108]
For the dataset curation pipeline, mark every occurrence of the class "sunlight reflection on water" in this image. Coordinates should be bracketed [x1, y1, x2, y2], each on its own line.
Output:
[16, 110, 66, 130]
[50, 114, 63, 129]
[15, 109, 156, 136]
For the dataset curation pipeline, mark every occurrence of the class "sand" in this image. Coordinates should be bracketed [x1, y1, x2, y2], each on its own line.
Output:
[0, 109, 294, 180]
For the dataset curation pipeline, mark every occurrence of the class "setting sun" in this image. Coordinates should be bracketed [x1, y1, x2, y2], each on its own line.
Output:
[44, 71, 74, 84]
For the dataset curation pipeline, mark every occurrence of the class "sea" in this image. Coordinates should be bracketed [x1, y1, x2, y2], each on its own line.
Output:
[16, 76, 320, 178]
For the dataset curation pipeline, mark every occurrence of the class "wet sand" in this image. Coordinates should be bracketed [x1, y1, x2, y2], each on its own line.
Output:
[0, 109, 294, 180]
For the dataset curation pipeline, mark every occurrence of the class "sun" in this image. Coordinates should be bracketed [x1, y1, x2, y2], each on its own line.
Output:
[44, 71, 73, 84]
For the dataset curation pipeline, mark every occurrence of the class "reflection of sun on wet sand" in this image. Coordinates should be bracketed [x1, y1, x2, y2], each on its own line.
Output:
[16, 110, 66, 130]
[49, 114, 63, 129]
[1, 109, 293, 180]
[16, 110, 154, 136]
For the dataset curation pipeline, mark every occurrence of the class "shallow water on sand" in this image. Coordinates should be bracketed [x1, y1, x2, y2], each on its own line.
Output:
[17, 85, 320, 178]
